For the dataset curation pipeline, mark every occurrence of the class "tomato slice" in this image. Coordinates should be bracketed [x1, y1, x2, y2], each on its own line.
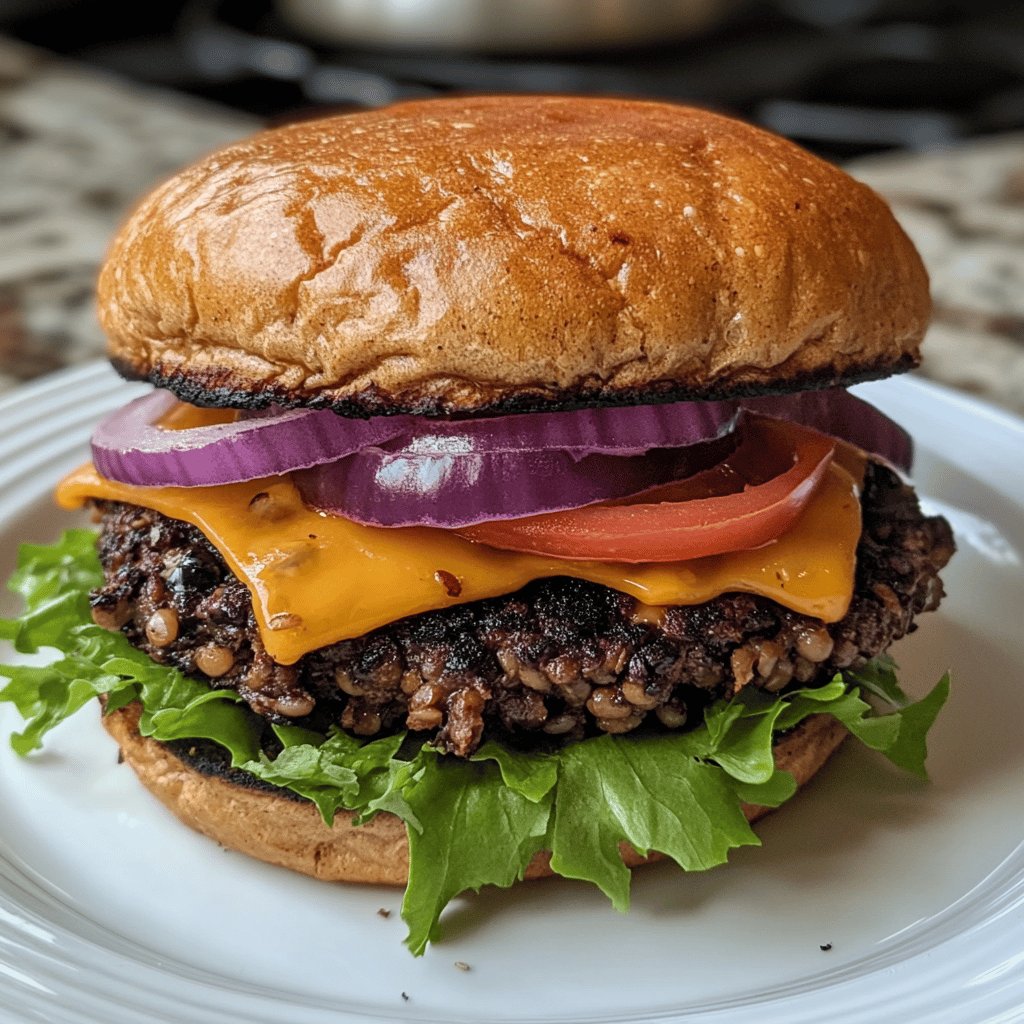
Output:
[455, 415, 835, 563]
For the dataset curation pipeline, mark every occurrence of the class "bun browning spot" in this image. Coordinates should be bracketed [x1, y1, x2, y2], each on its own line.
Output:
[99, 97, 929, 416]
[102, 702, 848, 886]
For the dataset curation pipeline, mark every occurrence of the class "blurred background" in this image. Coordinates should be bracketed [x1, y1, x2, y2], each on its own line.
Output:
[0, 0, 1022, 410]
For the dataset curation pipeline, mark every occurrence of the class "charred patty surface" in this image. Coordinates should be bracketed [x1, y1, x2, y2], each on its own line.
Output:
[90, 462, 954, 756]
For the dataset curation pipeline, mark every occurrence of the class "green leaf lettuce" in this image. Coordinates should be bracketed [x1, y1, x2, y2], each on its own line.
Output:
[1, 531, 949, 954]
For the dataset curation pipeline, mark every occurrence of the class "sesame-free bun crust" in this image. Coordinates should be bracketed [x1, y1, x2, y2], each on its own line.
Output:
[102, 702, 848, 886]
[99, 96, 928, 416]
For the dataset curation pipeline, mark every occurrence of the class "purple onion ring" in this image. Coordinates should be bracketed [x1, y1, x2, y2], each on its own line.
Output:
[90, 387, 911, 528]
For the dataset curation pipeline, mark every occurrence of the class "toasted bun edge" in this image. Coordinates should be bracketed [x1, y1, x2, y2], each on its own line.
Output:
[101, 702, 848, 886]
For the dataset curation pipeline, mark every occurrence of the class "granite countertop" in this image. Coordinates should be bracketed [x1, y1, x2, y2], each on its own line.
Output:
[0, 39, 256, 392]
[1, 37, 1022, 416]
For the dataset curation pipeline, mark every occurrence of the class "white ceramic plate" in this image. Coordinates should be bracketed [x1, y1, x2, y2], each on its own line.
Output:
[1, 362, 1022, 1024]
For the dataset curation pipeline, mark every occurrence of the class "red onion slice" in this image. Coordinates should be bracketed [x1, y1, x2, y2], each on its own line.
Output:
[293, 441, 733, 528]
[741, 390, 913, 473]
[91, 390, 413, 487]
[293, 390, 912, 528]
[91, 389, 743, 488]
[91, 386, 911, 529]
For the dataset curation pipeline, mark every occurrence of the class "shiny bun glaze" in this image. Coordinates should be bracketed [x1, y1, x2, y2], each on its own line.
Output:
[99, 96, 929, 416]
[102, 702, 848, 885]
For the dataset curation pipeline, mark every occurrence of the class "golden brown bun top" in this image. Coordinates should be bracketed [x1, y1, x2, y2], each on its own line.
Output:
[99, 96, 929, 416]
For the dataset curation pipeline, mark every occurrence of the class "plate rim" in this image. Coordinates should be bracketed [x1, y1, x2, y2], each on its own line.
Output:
[1, 362, 1022, 1024]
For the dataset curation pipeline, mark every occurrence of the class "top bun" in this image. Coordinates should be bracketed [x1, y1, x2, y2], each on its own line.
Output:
[99, 96, 929, 417]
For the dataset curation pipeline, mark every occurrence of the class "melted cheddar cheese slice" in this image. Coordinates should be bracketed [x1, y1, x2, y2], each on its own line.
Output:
[57, 459, 862, 665]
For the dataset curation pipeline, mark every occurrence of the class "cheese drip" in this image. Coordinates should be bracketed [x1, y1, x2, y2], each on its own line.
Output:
[57, 458, 863, 665]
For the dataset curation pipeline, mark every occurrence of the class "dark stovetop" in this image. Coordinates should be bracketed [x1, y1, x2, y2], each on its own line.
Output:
[4, 0, 1024, 158]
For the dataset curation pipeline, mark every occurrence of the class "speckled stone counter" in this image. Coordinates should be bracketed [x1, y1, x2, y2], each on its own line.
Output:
[0, 39, 255, 393]
[850, 141, 1024, 414]
[1, 37, 1022, 416]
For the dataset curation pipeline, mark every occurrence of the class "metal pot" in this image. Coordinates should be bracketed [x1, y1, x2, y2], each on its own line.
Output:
[277, 0, 739, 53]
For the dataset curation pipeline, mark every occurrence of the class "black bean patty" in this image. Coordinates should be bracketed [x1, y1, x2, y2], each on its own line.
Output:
[89, 462, 954, 756]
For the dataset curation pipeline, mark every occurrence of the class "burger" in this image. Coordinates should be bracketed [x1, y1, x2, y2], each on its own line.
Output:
[0, 97, 954, 954]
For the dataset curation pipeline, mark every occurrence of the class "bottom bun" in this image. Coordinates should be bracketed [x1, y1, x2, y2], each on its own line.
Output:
[102, 704, 848, 886]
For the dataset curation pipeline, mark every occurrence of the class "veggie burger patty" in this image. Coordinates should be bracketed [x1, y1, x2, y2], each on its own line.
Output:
[90, 460, 953, 757]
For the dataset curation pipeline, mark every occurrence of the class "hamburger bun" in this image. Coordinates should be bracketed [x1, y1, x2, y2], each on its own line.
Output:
[98, 96, 929, 417]
[102, 701, 849, 886]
